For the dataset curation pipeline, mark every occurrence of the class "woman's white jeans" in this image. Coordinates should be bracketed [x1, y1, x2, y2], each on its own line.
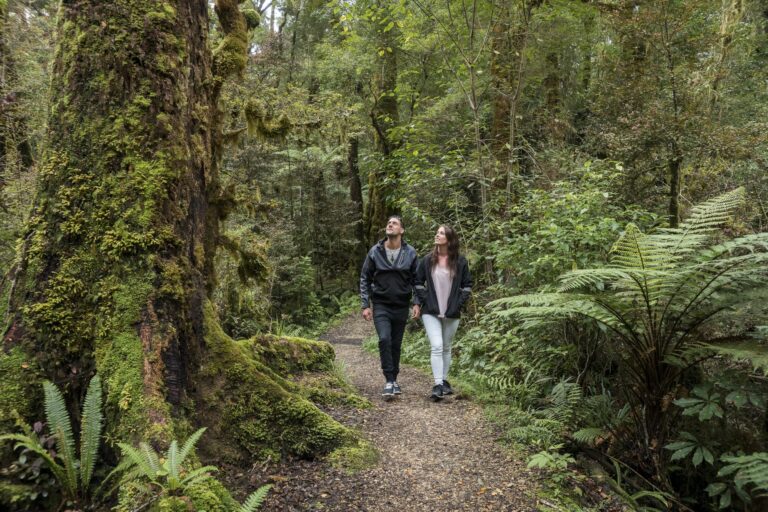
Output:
[422, 314, 460, 385]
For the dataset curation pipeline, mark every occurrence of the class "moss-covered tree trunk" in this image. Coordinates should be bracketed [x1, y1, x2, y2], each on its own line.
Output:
[1, 0, 355, 461]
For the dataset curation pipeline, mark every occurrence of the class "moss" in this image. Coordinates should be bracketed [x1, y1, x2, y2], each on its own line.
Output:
[156, 496, 191, 512]
[0, 347, 42, 433]
[296, 373, 373, 408]
[197, 302, 358, 462]
[185, 478, 239, 511]
[213, 0, 249, 80]
[327, 439, 379, 474]
[247, 334, 335, 374]
[241, 8, 260, 30]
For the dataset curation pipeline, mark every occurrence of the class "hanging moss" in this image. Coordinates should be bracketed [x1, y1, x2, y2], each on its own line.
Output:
[244, 99, 292, 141]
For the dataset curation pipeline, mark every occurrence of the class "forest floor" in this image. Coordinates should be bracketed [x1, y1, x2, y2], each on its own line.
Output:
[242, 313, 543, 511]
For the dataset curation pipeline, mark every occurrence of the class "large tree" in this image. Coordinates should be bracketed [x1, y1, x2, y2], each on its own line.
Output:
[1, 0, 353, 461]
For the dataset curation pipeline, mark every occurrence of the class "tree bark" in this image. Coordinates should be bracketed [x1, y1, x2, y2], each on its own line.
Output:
[1, 0, 354, 459]
[365, 1, 400, 244]
[348, 136, 367, 263]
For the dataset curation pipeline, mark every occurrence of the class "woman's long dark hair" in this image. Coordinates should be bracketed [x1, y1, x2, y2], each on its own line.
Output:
[430, 225, 460, 274]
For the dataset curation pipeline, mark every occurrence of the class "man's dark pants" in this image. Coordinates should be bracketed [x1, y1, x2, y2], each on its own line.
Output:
[373, 303, 409, 382]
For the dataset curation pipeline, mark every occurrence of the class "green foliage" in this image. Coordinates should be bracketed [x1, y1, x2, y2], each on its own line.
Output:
[665, 432, 715, 468]
[113, 427, 272, 512]
[239, 484, 272, 512]
[490, 162, 658, 291]
[492, 189, 768, 468]
[0, 375, 103, 506]
[115, 428, 218, 495]
[711, 453, 768, 508]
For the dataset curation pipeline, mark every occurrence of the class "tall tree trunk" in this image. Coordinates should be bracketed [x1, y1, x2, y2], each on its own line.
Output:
[489, 0, 540, 205]
[365, 2, 400, 244]
[1, 0, 353, 459]
[348, 136, 366, 263]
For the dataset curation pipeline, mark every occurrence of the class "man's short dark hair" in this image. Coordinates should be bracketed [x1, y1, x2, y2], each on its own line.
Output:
[387, 215, 404, 228]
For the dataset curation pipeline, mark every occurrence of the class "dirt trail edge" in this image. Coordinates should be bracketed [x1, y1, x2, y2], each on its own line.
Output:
[260, 313, 540, 511]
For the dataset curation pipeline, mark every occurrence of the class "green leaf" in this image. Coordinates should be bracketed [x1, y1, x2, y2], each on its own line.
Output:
[725, 390, 748, 407]
[706, 482, 727, 496]
[699, 403, 724, 421]
[669, 444, 696, 461]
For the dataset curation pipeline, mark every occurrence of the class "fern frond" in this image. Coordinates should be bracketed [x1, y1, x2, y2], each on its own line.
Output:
[705, 342, 768, 374]
[43, 381, 78, 496]
[177, 427, 207, 468]
[98, 455, 140, 497]
[674, 188, 745, 235]
[611, 224, 673, 271]
[166, 440, 180, 482]
[573, 427, 605, 446]
[118, 442, 159, 481]
[240, 484, 273, 512]
[140, 441, 161, 473]
[180, 465, 219, 487]
[0, 433, 69, 486]
[80, 375, 103, 489]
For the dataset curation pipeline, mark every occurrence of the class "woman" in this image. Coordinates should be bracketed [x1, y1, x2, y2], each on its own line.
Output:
[414, 225, 473, 401]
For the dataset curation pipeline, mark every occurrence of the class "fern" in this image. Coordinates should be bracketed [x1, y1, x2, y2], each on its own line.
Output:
[116, 427, 217, 495]
[718, 452, 768, 496]
[572, 427, 605, 446]
[0, 376, 104, 503]
[43, 380, 78, 496]
[239, 484, 272, 512]
[80, 375, 103, 489]
[178, 427, 207, 467]
[491, 188, 768, 456]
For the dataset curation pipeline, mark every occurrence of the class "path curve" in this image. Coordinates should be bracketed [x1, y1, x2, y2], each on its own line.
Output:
[261, 314, 539, 511]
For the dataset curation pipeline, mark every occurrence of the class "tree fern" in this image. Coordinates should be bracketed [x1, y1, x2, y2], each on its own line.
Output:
[490, 188, 768, 462]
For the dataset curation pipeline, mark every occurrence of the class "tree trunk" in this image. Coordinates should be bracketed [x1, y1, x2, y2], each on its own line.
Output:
[1, 0, 354, 460]
[365, 3, 400, 244]
[348, 136, 367, 263]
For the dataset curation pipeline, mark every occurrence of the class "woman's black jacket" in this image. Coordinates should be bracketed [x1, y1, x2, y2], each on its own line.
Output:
[414, 254, 472, 318]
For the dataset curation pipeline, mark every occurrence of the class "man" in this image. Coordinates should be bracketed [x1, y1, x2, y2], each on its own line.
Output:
[360, 215, 421, 400]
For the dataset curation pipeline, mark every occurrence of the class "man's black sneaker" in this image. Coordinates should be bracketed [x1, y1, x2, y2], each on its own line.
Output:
[392, 382, 402, 395]
[431, 384, 444, 401]
[383, 382, 395, 400]
[442, 379, 454, 395]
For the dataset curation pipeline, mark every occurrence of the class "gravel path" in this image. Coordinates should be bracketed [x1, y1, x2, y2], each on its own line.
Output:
[257, 313, 540, 511]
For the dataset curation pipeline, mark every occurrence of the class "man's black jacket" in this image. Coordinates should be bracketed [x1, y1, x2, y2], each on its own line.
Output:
[360, 239, 420, 309]
[414, 254, 472, 318]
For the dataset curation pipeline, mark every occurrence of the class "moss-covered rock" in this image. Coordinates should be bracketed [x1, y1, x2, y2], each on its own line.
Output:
[196, 303, 358, 462]
[249, 334, 335, 374]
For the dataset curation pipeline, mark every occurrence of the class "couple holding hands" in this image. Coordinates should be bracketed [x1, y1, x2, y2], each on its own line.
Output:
[359, 216, 473, 401]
